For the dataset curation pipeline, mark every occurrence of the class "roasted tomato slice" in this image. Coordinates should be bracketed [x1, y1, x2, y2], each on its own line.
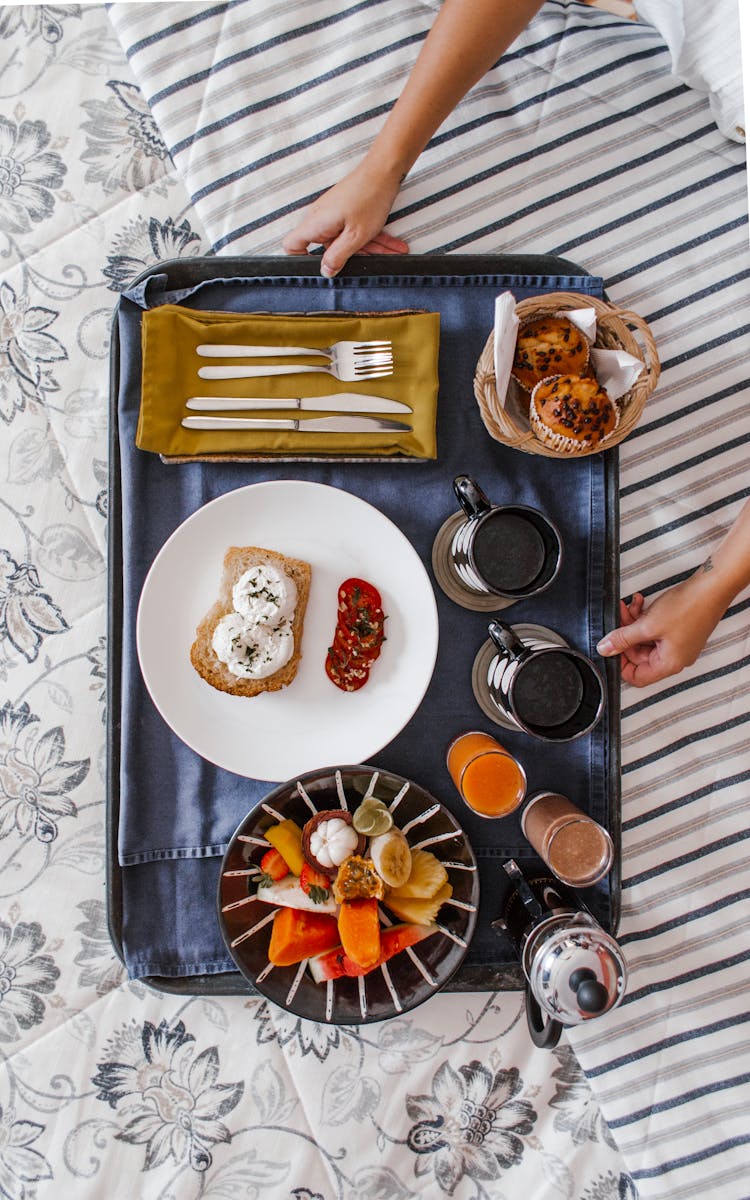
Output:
[325, 655, 369, 691]
[334, 618, 384, 653]
[349, 615, 385, 650]
[327, 577, 385, 692]
[338, 578, 382, 615]
[327, 643, 370, 675]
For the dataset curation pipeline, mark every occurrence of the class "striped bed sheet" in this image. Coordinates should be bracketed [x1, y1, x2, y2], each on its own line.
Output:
[108, 2, 750, 1196]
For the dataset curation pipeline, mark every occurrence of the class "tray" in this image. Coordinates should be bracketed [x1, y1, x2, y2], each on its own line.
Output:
[107, 253, 621, 996]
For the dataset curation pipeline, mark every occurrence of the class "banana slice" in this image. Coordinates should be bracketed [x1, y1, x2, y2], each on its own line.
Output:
[370, 828, 412, 888]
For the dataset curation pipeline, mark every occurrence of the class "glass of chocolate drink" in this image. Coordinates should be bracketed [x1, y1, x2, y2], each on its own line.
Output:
[521, 791, 613, 887]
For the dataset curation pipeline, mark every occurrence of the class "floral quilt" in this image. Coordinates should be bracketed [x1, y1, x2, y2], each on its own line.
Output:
[0, 6, 636, 1198]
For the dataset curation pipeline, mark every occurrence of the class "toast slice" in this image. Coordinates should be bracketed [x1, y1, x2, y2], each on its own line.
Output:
[190, 546, 312, 697]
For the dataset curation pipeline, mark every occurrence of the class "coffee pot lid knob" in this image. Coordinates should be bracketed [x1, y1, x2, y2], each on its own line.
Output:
[570, 969, 610, 1014]
[529, 928, 627, 1025]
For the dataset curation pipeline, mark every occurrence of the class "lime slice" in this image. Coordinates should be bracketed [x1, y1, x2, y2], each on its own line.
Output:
[353, 798, 393, 836]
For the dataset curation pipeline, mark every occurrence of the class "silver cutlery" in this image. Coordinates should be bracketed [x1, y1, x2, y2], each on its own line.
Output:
[185, 393, 411, 414]
[181, 414, 410, 434]
[198, 358, 392, 382]
[196, 340, 392, 360]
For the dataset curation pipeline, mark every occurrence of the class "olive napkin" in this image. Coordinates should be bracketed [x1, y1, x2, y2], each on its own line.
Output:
[137, 305, 440, 459]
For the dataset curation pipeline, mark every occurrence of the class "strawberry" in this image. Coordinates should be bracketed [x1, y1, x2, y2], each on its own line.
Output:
[258, 847, 289, 887]
[300, 863, 333, 905]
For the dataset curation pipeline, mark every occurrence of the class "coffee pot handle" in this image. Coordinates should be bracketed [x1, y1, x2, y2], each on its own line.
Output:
[526, 988, 563, 1048]
[453, 475, 492, 519]
[488, 619, 527, 660]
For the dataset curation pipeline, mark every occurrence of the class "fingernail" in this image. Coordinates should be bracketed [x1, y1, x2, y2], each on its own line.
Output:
[596, 636, 613, 655]
[320, 263, 334, 278]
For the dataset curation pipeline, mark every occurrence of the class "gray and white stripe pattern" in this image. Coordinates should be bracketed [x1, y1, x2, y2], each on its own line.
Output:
[108, 1, 750, 1194]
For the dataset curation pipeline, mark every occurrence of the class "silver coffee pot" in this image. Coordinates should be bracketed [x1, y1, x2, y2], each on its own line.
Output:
[493, 859, 628, 1048]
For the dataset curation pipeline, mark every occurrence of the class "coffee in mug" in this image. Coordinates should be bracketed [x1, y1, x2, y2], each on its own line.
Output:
[487, 621, 605, 741]
[450, 475, 561, 599]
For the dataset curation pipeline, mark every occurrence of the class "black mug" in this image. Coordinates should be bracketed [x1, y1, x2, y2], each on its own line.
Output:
[487, 620, 605, 741]
[450, 475, 562, 600]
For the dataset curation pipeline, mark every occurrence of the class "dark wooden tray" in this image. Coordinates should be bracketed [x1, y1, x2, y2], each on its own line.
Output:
[107, 252, 621, 995]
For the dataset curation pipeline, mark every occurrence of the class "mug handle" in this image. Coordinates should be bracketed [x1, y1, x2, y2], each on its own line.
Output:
[526, 989, 563, 1049]
[453, 475, 492, 519]
[488, 620, 527, 660]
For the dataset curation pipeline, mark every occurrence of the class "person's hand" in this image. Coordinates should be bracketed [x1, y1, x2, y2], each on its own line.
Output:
[596, 578, 727, 687]
[282, 158, 409, 277]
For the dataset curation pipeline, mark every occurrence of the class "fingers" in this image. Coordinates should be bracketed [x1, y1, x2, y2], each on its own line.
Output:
[282, 203, 344, 257]
[320, 228, 409, 275]
[618, 593, 644, 626]
[621, 641, 654, 666]
[621, 656, 671, 687]
[596, 620, 649, 657]
[367, 231, 410, 253]
[320, 226, 369, 277]
[282, 214, 327, 255]
[619, 636, 686, 687]
[357, 242, 409, 257]
[620, 659, 659, 687]
[282, 231, 311, 255]
[283, 195, 408, 275]
[629, 592, 645, 617]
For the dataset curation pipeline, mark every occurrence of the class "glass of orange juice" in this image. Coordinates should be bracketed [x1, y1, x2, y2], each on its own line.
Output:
[446, 730, 527, 818]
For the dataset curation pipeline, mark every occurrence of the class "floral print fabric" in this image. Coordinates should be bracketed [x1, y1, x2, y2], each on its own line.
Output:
[0, 6, 635, 1198]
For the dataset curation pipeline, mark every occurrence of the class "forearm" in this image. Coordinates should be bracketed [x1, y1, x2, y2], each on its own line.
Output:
[598, 501, 750, 685]
[691, 499, 750, 613]
[365, 0, 545, 180]
[282, 0, 544, 272]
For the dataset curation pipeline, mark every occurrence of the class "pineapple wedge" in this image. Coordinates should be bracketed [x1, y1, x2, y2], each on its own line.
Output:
[387, 849, 448, 900]
[384, 882, 453, 926]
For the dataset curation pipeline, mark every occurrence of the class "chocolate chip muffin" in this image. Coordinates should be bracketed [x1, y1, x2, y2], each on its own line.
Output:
[512, 316, 590, 393]
[530, 374, 619, 451]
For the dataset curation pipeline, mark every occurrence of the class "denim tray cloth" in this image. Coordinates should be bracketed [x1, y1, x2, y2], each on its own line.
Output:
[115, 269, 612, 979]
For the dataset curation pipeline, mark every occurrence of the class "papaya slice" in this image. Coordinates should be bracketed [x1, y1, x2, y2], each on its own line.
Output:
[309, 923, 440, 983]
[267, 906, 340, 967]
[337, 897, 381, 970]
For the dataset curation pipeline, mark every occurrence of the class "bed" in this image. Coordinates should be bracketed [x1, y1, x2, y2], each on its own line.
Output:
[1, 2, 748, 1197]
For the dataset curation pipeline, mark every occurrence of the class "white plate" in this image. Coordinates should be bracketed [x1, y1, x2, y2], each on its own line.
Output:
[136, 481, 439, 780]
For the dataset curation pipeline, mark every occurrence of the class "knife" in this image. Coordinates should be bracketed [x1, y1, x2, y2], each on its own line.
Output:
[185, 393, 411, 415]
[181, 415, 411, 433]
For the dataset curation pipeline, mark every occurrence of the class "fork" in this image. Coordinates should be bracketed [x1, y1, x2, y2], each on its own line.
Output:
[198, 358, 393, 383]
[197, 339, 391, 360]
[196, 339, 393, 382]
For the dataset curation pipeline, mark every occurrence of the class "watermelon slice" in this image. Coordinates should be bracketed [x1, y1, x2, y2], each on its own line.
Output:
[309, 923, 440, 983]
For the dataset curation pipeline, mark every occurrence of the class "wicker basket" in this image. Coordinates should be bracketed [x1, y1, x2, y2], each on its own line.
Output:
[473, 292, 660, 457]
